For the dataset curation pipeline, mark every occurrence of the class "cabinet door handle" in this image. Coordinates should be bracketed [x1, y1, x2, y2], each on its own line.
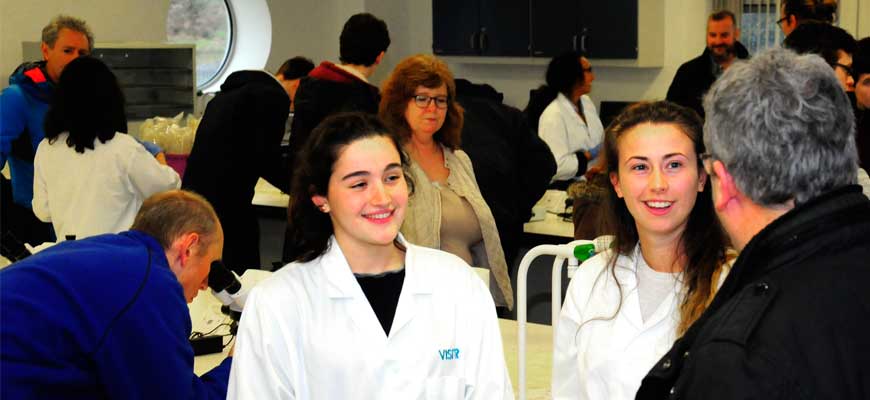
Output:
[572, 34, 578, 51]
[470, 32, 478, 50]
[480, 31, 488, 52]
[580, 28, 589, 52]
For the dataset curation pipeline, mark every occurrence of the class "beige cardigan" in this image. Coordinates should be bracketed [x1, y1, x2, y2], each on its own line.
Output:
[401, 146, 514, 310]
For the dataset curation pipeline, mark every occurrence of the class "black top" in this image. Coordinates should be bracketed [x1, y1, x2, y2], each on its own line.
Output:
[666, 42, 750, 118]
[355, 268, 405, 335]
[456, 78, 556, 264]
[182, 70, 290, 272]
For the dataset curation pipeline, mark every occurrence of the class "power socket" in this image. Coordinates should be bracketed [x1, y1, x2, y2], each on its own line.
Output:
[190, 335, 223, 355]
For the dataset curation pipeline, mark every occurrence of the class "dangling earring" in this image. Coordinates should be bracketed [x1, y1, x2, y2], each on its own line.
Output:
[320, 204, 330, 213]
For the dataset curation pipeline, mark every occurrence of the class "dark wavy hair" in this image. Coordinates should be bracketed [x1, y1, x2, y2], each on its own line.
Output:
[546, 51, 585, 99]
[379, 54, 464, 150]
[285, 112, 414, 262]
[43, 56, 127, 153]
[276, 56, 315, 80]
[599, 101, 729, 335]
[339, 13, 391, 66]
[783, 22, 856, 67]
[782, 0, 838, 24]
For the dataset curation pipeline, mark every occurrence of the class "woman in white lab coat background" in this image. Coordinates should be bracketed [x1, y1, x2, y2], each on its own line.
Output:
[228, 112, 513, 399]
[536, 51, 605, 189]
[552, 101, 733, 399]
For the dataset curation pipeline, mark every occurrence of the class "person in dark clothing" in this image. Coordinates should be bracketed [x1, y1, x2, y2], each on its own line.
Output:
[288, 13, 390, 167]
[853, 37, 870, 169]
[182, 70, 290, 273]
[637, 48, 870, 400]
[454, 78, 556, 266]
[666, 10, 750, 118]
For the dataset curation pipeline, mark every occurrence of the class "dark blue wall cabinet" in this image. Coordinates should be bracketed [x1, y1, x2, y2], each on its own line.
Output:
[433, 0, 531, 56]
[435, 0, 638, 59]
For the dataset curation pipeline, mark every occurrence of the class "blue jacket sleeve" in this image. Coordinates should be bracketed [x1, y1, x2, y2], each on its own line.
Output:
[92, 273, 232, 400]
[0, 85, 28, 167]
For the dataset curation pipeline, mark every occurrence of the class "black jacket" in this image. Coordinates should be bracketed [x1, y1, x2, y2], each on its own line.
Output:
[182, 70, 290, 272]
[666, 42, 750, 117]
[637, 185, 870, 400]
[455, 79, 556, 264]
[287, 73, 380, 169]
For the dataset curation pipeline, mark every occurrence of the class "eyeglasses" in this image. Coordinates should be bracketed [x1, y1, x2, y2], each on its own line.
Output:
[412, 94, 449, 109]
[699, 153, 714, 175]
[834, 63, 853, 76]
[775, 16, 788, 27]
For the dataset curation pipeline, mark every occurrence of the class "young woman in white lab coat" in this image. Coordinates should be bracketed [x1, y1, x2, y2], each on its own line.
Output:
[552, 101, 732, 399]
[228, 112, 513, 399]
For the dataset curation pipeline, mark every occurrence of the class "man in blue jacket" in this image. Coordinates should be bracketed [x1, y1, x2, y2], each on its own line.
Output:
[0, 190, 233, 399]
[0, 15, 92, 247]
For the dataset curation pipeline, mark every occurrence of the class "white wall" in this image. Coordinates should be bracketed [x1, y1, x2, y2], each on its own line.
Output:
[0, 0, 170, 90]
[3, 0, 867, 99]
[265, 0, 713, 109]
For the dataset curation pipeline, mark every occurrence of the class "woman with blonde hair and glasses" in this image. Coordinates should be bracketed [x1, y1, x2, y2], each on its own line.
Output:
[378, 54, 513, 310]
[552, 101, 733, 399]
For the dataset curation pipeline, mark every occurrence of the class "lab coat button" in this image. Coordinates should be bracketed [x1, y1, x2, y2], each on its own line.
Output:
[682, 350, 690, 359]
[662, 358, 672, 369]
[755, 282, 769, 295]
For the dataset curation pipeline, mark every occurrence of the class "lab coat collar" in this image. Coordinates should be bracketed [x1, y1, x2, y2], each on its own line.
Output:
[615, 244, 681, 332]
[322, 234, 432, 298]
[321, 234, 432, 339]
[555, 92, 581, 115]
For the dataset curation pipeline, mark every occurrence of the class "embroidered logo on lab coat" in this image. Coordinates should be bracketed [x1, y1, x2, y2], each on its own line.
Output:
[438, 348, 460, 360]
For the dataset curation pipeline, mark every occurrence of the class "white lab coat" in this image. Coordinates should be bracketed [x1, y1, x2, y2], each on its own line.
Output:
[551, 245, 680, 400]
[228, 234, 513, 400]
[538, 93, 605, 182]
[32, 132, 180, 240]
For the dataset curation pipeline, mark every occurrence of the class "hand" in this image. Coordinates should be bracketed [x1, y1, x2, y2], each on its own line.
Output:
[135, 137, 163, 156]
[587, 143, 602, 160]
[227, 343, 235, 357]
[155, 152, 167, 165]
[584, 166, 603, 180]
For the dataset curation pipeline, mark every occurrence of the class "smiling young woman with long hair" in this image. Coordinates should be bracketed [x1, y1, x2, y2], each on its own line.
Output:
[552, 101, 732, 399]
[228, 112, 512, 399]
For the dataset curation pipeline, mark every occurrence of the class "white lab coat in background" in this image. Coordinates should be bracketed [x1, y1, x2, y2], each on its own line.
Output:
[228, 235, 513, 400]
[552, 245, 680, 400]
[538, 93, 605, 182]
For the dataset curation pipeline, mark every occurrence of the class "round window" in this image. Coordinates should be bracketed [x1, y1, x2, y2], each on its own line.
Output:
[166, 0, 233, 88]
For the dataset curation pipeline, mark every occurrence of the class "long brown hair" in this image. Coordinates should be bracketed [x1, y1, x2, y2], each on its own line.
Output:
[378, 54, 464, 149]
[601, 101, 729, 335]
